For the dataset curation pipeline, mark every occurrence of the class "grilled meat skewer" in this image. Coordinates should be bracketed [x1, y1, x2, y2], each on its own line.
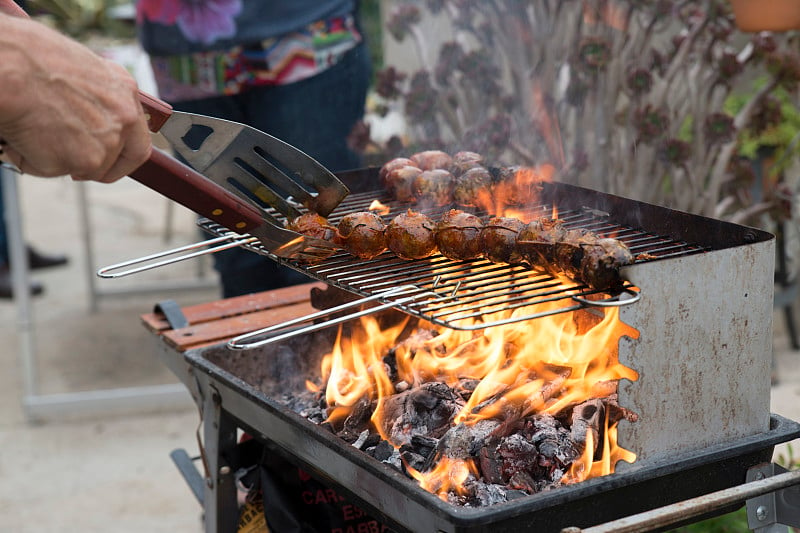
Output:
[288, 209, 632, 291]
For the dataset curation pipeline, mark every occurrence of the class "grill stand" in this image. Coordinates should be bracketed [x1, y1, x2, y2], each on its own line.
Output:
[168, 398, 800, 533]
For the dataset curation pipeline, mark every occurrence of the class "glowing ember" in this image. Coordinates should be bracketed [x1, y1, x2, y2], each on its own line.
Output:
[311, 278, 640, 503]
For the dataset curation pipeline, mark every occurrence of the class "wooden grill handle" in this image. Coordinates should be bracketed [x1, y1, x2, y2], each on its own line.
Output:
[139, 91, 173, 133]
[129, 148, 265, 234]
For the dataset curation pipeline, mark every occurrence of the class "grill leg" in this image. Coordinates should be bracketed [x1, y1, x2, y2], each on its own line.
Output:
[203, 384, 239, 533]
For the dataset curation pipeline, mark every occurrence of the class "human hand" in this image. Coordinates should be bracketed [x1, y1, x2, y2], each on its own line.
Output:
[0, 13, 152, 183]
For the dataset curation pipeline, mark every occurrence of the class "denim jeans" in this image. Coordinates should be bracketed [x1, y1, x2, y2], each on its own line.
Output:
[172, 41, 371, 298]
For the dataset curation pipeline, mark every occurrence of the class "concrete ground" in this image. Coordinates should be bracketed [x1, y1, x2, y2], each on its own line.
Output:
[1, 173, 799, 532]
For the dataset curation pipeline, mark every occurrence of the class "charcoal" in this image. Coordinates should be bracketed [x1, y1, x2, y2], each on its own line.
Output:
[383, 448, 403, 471]
[399, 448, 428, 472]
[338, 397, 375, 443]
[469, 481, 509, 507]
[372, 439, 396, 462]
[409, 434, 438, 457]
[507, 470, 540, 493]
[299, 406, 327, 424]
[498, 434, 539, 479]
[478, 440, 504, 484]
[380, 382, 463, 446]
[352, 430, 371, 450]
[437, 423, 473, 460]
[570, 399, 604, 453]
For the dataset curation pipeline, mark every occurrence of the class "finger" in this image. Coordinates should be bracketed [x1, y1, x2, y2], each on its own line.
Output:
[87, 126, 153, 184]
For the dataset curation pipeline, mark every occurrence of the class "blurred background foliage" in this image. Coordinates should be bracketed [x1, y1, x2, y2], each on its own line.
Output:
[25, 0, 134, 38]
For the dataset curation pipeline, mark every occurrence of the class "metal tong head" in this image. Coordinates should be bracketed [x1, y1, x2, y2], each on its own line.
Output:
[159, 111, 350, 220]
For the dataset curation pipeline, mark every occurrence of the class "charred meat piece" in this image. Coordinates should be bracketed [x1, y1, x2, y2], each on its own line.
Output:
[287, 212, 336, 242]
[414, 169, 455, 206]
[335, 212, 387, 259]
[411, 150, 453, 171]
[452, 166, 492, 207]
[286, 212, 338, 260]
[379, 157, 417, 186]
[579, 237, 634, 290]
[386, 209, 438, 260]
[481, 217, 526, 264]
[450, 151, 485, 176]
[516, 218, 568, 274]
[384, 165, 423, 203]
[435, 209, 484, 261]
[553, 228, 596, 279]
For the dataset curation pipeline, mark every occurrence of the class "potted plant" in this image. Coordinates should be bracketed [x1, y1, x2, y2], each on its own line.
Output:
[729, 0, 800, 32]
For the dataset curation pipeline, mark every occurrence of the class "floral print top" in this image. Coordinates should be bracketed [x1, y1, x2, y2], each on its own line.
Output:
[136, 0, 360, 101]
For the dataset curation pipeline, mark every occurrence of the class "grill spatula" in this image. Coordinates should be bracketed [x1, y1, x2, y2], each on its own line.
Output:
[128, 92, 349, 261]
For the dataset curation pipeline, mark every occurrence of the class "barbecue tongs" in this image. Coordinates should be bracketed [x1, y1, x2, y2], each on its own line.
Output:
[129, 92, 349, 262]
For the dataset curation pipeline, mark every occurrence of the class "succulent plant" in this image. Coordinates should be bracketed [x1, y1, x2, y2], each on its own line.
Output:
[358, 0, 798, 228]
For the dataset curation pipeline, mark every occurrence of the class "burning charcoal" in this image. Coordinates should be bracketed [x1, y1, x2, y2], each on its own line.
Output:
[570, 399, 605, 454]
[507, 470, 540, 493]
[352, 430, 371, 450]
[410, 434, 439, 457]
[497, 434, 539, 481]
[300, 406, 327, 425]
[399, 446, 428, 472]
[338, 397, 375, 442]
[384, 448, 403, 470]
[436, 423, 474, 460]
[379, 382, 463, 446]
[478, 439, 504, 484]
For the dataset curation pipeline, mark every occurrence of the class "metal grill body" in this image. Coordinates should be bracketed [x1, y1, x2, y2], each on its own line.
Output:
[147, 168, 794, 532]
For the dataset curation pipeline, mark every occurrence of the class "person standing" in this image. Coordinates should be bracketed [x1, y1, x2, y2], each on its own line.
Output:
[137, 1, 371, 297]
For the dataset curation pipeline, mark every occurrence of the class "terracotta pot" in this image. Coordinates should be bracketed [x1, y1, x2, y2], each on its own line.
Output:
[729, 0, 800, 32]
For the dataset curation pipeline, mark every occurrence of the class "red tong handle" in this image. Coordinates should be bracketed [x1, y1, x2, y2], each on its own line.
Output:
[129, 92, 265, 235]
[139, 91, 173, 133]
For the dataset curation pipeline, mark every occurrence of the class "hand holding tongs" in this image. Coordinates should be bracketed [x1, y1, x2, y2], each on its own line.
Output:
[128, 92, 349, 262]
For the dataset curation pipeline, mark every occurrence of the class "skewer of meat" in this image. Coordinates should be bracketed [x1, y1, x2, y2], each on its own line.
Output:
[288, 209, 633, 290]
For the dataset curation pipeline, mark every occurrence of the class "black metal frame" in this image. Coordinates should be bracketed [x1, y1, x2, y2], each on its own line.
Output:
[169, 338, 800, 533]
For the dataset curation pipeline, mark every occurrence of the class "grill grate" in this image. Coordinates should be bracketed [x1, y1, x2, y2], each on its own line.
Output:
[199, 188, 709, 330]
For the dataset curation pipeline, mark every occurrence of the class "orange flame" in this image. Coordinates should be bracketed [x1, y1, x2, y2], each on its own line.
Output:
[318, 276, 640, 498]
[368, 199, 391, 216]
[407, 456, 478, 501]
[484, 165, 555, 219]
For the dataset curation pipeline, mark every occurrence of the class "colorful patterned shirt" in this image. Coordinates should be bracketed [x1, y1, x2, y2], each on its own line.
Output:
[136, 1, 361, 102]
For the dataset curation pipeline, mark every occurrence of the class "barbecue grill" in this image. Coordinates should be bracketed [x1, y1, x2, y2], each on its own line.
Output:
[136, 168, 800, 532]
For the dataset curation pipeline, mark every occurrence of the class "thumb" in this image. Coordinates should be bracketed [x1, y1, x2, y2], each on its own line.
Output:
[0, 1, 29, 18]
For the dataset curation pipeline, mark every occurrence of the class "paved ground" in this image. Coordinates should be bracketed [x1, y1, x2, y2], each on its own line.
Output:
[0, 173, 799, 532]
